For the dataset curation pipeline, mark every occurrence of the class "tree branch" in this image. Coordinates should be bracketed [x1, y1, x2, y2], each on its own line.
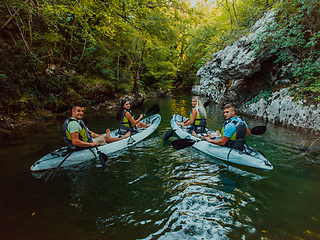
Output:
[5, 1, 42, 63]
[1, 0, 30, 30]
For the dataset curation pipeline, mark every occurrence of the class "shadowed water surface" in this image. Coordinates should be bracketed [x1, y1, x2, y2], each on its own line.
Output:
[0, 94, 319, 239]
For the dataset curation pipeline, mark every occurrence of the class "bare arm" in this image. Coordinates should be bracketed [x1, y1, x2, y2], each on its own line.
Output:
[125, 111, 142, 126]
[70, 132, 97, 147]
[246, 127, 251, 136]
[205, 135, 229, 146]
[88, 130, 100, 139]
[179, 108, 197, 127]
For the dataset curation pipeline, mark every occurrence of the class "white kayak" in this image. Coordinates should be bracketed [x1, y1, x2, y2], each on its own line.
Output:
[170, 113, 273, 171]
[31, 114, 161, 171]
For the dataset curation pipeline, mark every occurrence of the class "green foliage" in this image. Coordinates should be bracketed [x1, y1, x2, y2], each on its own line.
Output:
[215, 0, 277, 29]
[253, 0, 320, 103]
[246, 88, 273, 104]
[0, 0, 295, 122]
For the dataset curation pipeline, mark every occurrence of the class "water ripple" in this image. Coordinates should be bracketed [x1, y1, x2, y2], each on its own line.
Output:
[139, 155, 265, 240]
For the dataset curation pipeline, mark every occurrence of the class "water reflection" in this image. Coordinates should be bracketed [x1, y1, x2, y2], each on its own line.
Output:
[141, 147, 269, 240]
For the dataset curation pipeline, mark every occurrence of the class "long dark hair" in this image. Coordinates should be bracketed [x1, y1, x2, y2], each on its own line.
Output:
[117, 99, 128, 121]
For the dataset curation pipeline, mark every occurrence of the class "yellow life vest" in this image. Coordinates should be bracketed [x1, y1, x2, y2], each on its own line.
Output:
[118, 110, 135, 129]
[189, 108, 206, 126]
[62, 117, 91, 149]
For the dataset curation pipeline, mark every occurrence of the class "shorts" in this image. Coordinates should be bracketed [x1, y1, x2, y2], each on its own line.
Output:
[93, 135, 106, 146]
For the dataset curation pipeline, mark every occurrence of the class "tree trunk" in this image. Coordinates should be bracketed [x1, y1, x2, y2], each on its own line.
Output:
[132, 38, 141, 93]
[231, 0, 239, 28]
[117, 30, 122, 83]
[28, 2, 33, 47]
[218, 0, 235, 27]
[133, 62, 142, 93]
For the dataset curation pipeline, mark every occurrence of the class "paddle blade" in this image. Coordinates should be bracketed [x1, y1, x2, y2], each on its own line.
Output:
[203, 101, 210, 108]
[98, 151, 109, 170]
[163, 129, 175, 141]
[172, 139, 196, 150]
[145, 105, 160, 116]
[251, 126, 267, 135]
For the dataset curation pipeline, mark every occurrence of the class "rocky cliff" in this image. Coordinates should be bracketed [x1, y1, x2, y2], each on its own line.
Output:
[192, 11, 320, 134]
[241, 88, 320, 134]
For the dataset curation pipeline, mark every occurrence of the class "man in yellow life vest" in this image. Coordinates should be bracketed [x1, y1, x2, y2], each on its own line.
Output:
[63, 102, 130, 150]
[205, 104, 251, 146]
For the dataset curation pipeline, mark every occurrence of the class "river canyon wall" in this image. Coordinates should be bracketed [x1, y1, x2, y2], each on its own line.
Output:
[192, 11, 320, 134]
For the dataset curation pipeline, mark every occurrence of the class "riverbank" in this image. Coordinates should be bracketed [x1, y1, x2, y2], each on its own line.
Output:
[0, 90, 175, 139]
[0, 115, 41, 138]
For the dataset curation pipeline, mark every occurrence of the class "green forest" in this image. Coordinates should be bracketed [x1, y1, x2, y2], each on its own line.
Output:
[0, 0, 319, 124]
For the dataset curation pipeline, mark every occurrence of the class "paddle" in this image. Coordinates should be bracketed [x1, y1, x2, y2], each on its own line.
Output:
[55, 145, 108, 170]
[143, 104, 160, 116]
[250, 125, 266, 135]
[172, 138, 199, 150]
[171, 125, 267, 150]
[162, 101, 210, 141]
[94, 146, 109, 170]
[162, 128, 179, 141]
[203, 100, 210, 108]
[133, 104, 160, 128]
[87, 132, 109, 170]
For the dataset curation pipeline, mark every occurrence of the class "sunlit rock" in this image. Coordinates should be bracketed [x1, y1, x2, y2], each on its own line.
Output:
[193, 10, 276, 105]
[240, 88, 320, 133]
[192, 9, 319, 134]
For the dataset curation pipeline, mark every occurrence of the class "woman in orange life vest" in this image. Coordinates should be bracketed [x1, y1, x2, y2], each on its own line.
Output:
[117, 99, 151, 133]
[176, 96, 210, 135]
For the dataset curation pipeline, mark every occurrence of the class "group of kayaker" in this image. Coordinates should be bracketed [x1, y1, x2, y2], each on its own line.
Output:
[176, 96, 251, 147]
[63, 96, 250, 151]
[63, 100, 151, 150]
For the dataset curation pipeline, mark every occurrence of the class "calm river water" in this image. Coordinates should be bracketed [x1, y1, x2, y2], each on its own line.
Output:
[1, 94, 320, 240]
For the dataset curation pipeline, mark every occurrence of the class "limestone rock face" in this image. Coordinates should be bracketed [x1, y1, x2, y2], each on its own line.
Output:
[240, 88, 320, 133]
[193, 11, 276, 106]
[192, 10, 319, 134]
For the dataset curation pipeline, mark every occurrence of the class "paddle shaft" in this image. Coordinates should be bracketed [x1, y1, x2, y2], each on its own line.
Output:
[172, 125, 266, 150]
[87, 132, 108, 169]
[143, 105, 160, 117]
[203, 101, 210, 108]
[134, 105, 159, 126]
